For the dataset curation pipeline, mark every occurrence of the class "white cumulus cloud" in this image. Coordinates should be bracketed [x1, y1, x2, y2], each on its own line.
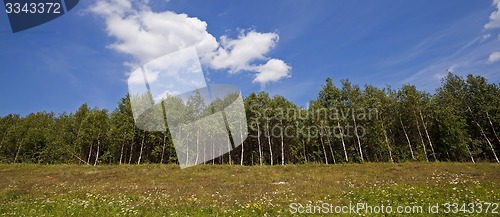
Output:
[488, 51, 500, 63]
[89, 0, 291, 85]
[253, 59, 291, 86]
[485, 0, 500, 29]
[90, 1, 218, 63]
[211, 31, 279, 73]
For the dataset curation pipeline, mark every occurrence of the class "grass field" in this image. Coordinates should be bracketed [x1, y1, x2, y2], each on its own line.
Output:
[0, 163, 499, 216]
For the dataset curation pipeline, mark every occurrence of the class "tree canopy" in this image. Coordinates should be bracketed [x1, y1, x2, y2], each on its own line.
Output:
[1, 72, 499, 165]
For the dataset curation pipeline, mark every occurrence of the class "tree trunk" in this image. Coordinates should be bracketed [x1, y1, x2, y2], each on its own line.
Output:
[337, 121, 348, 162]
[128, 130, 135, 164]
[65, 147, 89, 165]
[87, 143, 93, 165]
[211, 133, 215, 165]
[128, 142, 134, 164]
[14, 139, 24, 163]
[227, 133, 232, 165]
[414, 111, 428, 162]
[0, 132, 7, 153]
[240, 124, 244, 166]
[195, 129, 199, 165]
[486, 111, 500, 146]
[280, 118, 285, 165]
[219, 134, 223, 164]
[400, 116, 415, 160]
[169, 140, 175, 164]
[351, 108, 364, 162]
[160, 133, 166, 164]
[474, 120, 499, 162]
[203, 131, 206, 164]
[137, 131, 145, 164]
[94, 136, 100, 166]
[420, 110, 436, 161]
[319, 125, 328, 165]
[119, 143, 124, 165]
[266, 118, 273, 165]
[380, 119, 394, 163]
[303, 139, 308, 163]
[468, 106, 499, 163]
[325, 127, 336, 164]
[185, 131, 190, 166]
[251, 146, 254, 165]
[257, 123, 263, 165]
[466, 143, 475, 163]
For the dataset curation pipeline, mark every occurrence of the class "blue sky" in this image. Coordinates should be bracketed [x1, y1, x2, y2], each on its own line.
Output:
[1, 0, 500, 116]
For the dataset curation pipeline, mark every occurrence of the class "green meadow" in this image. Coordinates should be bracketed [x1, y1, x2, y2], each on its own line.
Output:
[0, 163, 499, 216]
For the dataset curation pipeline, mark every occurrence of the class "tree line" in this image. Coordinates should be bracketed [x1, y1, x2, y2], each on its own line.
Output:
[0, 72, 499, 165]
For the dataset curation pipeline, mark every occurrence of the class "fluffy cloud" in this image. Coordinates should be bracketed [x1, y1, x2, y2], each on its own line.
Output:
[253, 59, 291, 86]
[485, 0, 500, 29]
[211, 31, 279, 73]
[488, 51, 500, 63]
[127, 67, 158, 84]
[89, 0, 131, 17]
[90, 0, 218, 63]
[89, 0, 290, 85]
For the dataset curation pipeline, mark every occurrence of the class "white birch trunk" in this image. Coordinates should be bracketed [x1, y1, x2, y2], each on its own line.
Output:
[325, 127, 336, 164]
[137, 132, 145, 164]
[400, 116, 415, 160]
[486, 111, 500, 147]
[87, 143, 93, 165]
[195, 129, 199, 165]
[94, 137, 100, 166]
[227, 134, 232, 165]
[257, 123, 263, 165]
[280, 118, 285, 165]
[337, 121, 348, 162]
[414, 111, 428, 162]
[266, 118, 273, 165]
[351, 109, 363, 161]
[468, 106, 499, 162]
[319, 125, 328, 165]
[380, 120, 394, 163]
[420, 111, 436, 161]
[119, 143, 124, 165]
[240, 123, 244, 166]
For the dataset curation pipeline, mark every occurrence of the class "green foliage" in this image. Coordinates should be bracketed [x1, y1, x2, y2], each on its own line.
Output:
[0, 72, 499, 164]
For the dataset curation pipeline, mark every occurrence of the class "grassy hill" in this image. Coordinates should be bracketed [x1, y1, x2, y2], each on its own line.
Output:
[1, 163, 499, 216]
